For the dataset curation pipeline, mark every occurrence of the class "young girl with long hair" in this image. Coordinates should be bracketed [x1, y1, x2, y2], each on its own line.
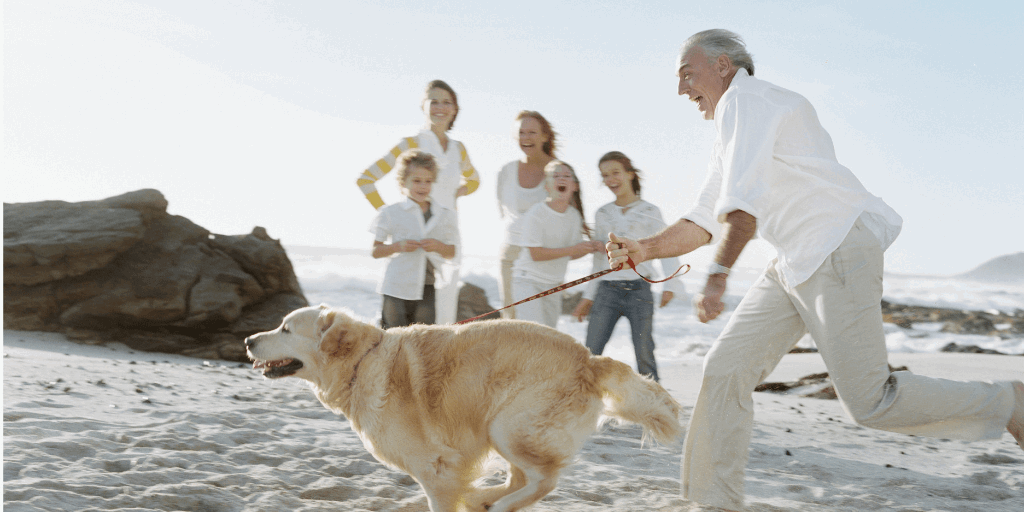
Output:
[509, 160, 603, 328]
[572, 151, 686, 381]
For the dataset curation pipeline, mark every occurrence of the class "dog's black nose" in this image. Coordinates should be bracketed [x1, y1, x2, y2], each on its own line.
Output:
[244, 336, 256, 348]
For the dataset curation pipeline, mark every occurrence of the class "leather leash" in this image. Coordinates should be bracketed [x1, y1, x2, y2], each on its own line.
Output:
[456, 255, 689, 325]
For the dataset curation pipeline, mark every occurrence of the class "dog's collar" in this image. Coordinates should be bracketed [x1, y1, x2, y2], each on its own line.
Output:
[349, 332, 384, 390]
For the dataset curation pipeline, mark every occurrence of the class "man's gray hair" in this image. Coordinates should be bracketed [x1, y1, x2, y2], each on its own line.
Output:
[679, 29, 755, 76]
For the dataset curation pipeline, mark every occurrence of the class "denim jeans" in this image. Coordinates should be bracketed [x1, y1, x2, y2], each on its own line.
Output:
[381, 285, 435, 328]
[584, 279, 658, 381]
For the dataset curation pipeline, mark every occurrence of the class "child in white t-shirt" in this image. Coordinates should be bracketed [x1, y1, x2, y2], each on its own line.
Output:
[509, 160, 604, 328]
[369, 149, 458, 328]
[572, 151, 687, 381]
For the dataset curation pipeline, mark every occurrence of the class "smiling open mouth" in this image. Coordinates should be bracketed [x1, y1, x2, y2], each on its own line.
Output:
[252, 358, 304, 378]
[557, 185, 567, 192]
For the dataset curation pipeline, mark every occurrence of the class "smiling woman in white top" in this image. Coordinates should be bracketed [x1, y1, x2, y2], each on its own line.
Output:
[369, 150, 457, 328]
[572, 151, 686, 381]
[357, 80, 481, 325]
[496, 111, 557, 319]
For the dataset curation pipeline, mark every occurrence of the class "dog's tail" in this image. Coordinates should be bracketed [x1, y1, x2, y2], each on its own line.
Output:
[591, 356, 683, 445]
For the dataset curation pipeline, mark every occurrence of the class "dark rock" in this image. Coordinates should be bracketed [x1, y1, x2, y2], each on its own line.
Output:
[881, 299, 1021, 343]
[229, 293, 310, 334]
[207, 227, 303, 296]
[882, 313, 914, 329]
[3, 190, 308, 362]
[3, 190, 161, 286]
[562, 291, 582, 315]
[940, 343, 1010, 355]
[788, 347, 818, 353]
[457, 282, 499, 322]
[941, 314, 996, 335]
[755, 365, 910, 399]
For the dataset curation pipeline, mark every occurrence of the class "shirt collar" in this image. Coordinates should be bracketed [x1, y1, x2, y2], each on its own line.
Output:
[400, 198, 430, 212]
[418, 128, 445, 153]
[619, 199, 642, 210]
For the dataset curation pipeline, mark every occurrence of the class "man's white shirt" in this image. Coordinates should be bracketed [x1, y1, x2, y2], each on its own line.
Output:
[682, 68, 903, 286]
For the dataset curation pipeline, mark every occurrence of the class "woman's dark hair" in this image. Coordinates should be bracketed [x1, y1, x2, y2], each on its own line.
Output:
[424, 79, 458, 130]
[598, 151, 642, 195]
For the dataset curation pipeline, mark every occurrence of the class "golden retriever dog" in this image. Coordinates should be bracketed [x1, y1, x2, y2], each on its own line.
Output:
[245, 305, 682, 512]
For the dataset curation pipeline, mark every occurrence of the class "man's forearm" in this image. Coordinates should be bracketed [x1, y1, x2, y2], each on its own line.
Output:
[638, 219, 712, 261]
[714, 210, 756, 268]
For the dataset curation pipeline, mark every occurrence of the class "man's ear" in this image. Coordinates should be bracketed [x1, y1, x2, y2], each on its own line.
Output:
[716, 54, 733, 77]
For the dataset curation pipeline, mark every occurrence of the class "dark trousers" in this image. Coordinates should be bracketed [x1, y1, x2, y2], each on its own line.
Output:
[381, 285, 435, 329]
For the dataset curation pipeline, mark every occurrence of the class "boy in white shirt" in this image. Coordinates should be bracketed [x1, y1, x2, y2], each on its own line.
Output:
[370, 150, 458, 328]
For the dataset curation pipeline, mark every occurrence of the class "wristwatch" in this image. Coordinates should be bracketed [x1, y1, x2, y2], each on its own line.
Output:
[708, 262, 731, 276]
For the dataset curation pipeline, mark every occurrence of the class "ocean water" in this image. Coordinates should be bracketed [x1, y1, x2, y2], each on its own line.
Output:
[288, 247, 1024, 368]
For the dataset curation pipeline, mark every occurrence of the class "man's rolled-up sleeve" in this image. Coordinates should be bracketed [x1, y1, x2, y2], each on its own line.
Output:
[712, 92, 779, 223]
[681, 148, 724, 245]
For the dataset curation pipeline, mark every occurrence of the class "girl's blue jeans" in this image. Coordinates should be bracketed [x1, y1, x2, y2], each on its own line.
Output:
[584, 279, 659, 381]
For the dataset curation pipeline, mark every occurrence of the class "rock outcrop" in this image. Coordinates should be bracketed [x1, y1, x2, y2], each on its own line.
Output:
[881, 300, 1024, 340]
[4, 190, 308, 362]
[456, 282, 500, 322]
[756, 365, 910, 400]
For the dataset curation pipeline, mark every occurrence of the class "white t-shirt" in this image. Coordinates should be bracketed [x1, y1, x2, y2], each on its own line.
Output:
[369, 199, 458, 300]
[510, 202, 584, 285]
[496, 161, 549, 246]
[682, 69, 903, 287]
[414, 129, 473, 213]
[584, 200, 686, 300]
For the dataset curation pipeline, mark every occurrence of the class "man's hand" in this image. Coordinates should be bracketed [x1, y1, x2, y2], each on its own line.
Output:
[695, 274, 727, 323]
[572, 299, 593, 322]
[660, 291, 674, 308]
[607, 233, 645, 270]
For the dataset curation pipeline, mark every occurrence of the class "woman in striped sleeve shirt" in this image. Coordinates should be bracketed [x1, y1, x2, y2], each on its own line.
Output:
[356, 80, 481, 324]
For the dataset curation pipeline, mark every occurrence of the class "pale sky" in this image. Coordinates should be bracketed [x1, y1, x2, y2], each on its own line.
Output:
[5, 0, 1022, 275]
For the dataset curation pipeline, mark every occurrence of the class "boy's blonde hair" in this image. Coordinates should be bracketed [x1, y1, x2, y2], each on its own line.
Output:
[395, 149, 438, 187]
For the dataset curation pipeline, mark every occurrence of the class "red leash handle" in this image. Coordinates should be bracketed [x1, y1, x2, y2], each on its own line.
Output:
[456, 255, 690, 325]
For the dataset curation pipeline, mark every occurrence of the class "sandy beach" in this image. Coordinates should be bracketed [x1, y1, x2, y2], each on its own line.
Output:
[4, 329, 1022, 511]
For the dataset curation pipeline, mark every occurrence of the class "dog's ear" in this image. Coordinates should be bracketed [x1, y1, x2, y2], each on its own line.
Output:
[316, 309, 336, 339]
[318, 309, 355, 359]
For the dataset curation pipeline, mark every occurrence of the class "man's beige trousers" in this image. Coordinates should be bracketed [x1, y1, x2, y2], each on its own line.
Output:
[681, 219, 1015, 510]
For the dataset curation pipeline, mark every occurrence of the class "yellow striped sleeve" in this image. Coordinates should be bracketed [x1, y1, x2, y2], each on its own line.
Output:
[356, 137, 419, 209]
[458, 141, 480, 195]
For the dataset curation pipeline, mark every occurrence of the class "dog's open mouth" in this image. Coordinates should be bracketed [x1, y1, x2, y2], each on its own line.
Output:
[252, 358, 304, 378]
